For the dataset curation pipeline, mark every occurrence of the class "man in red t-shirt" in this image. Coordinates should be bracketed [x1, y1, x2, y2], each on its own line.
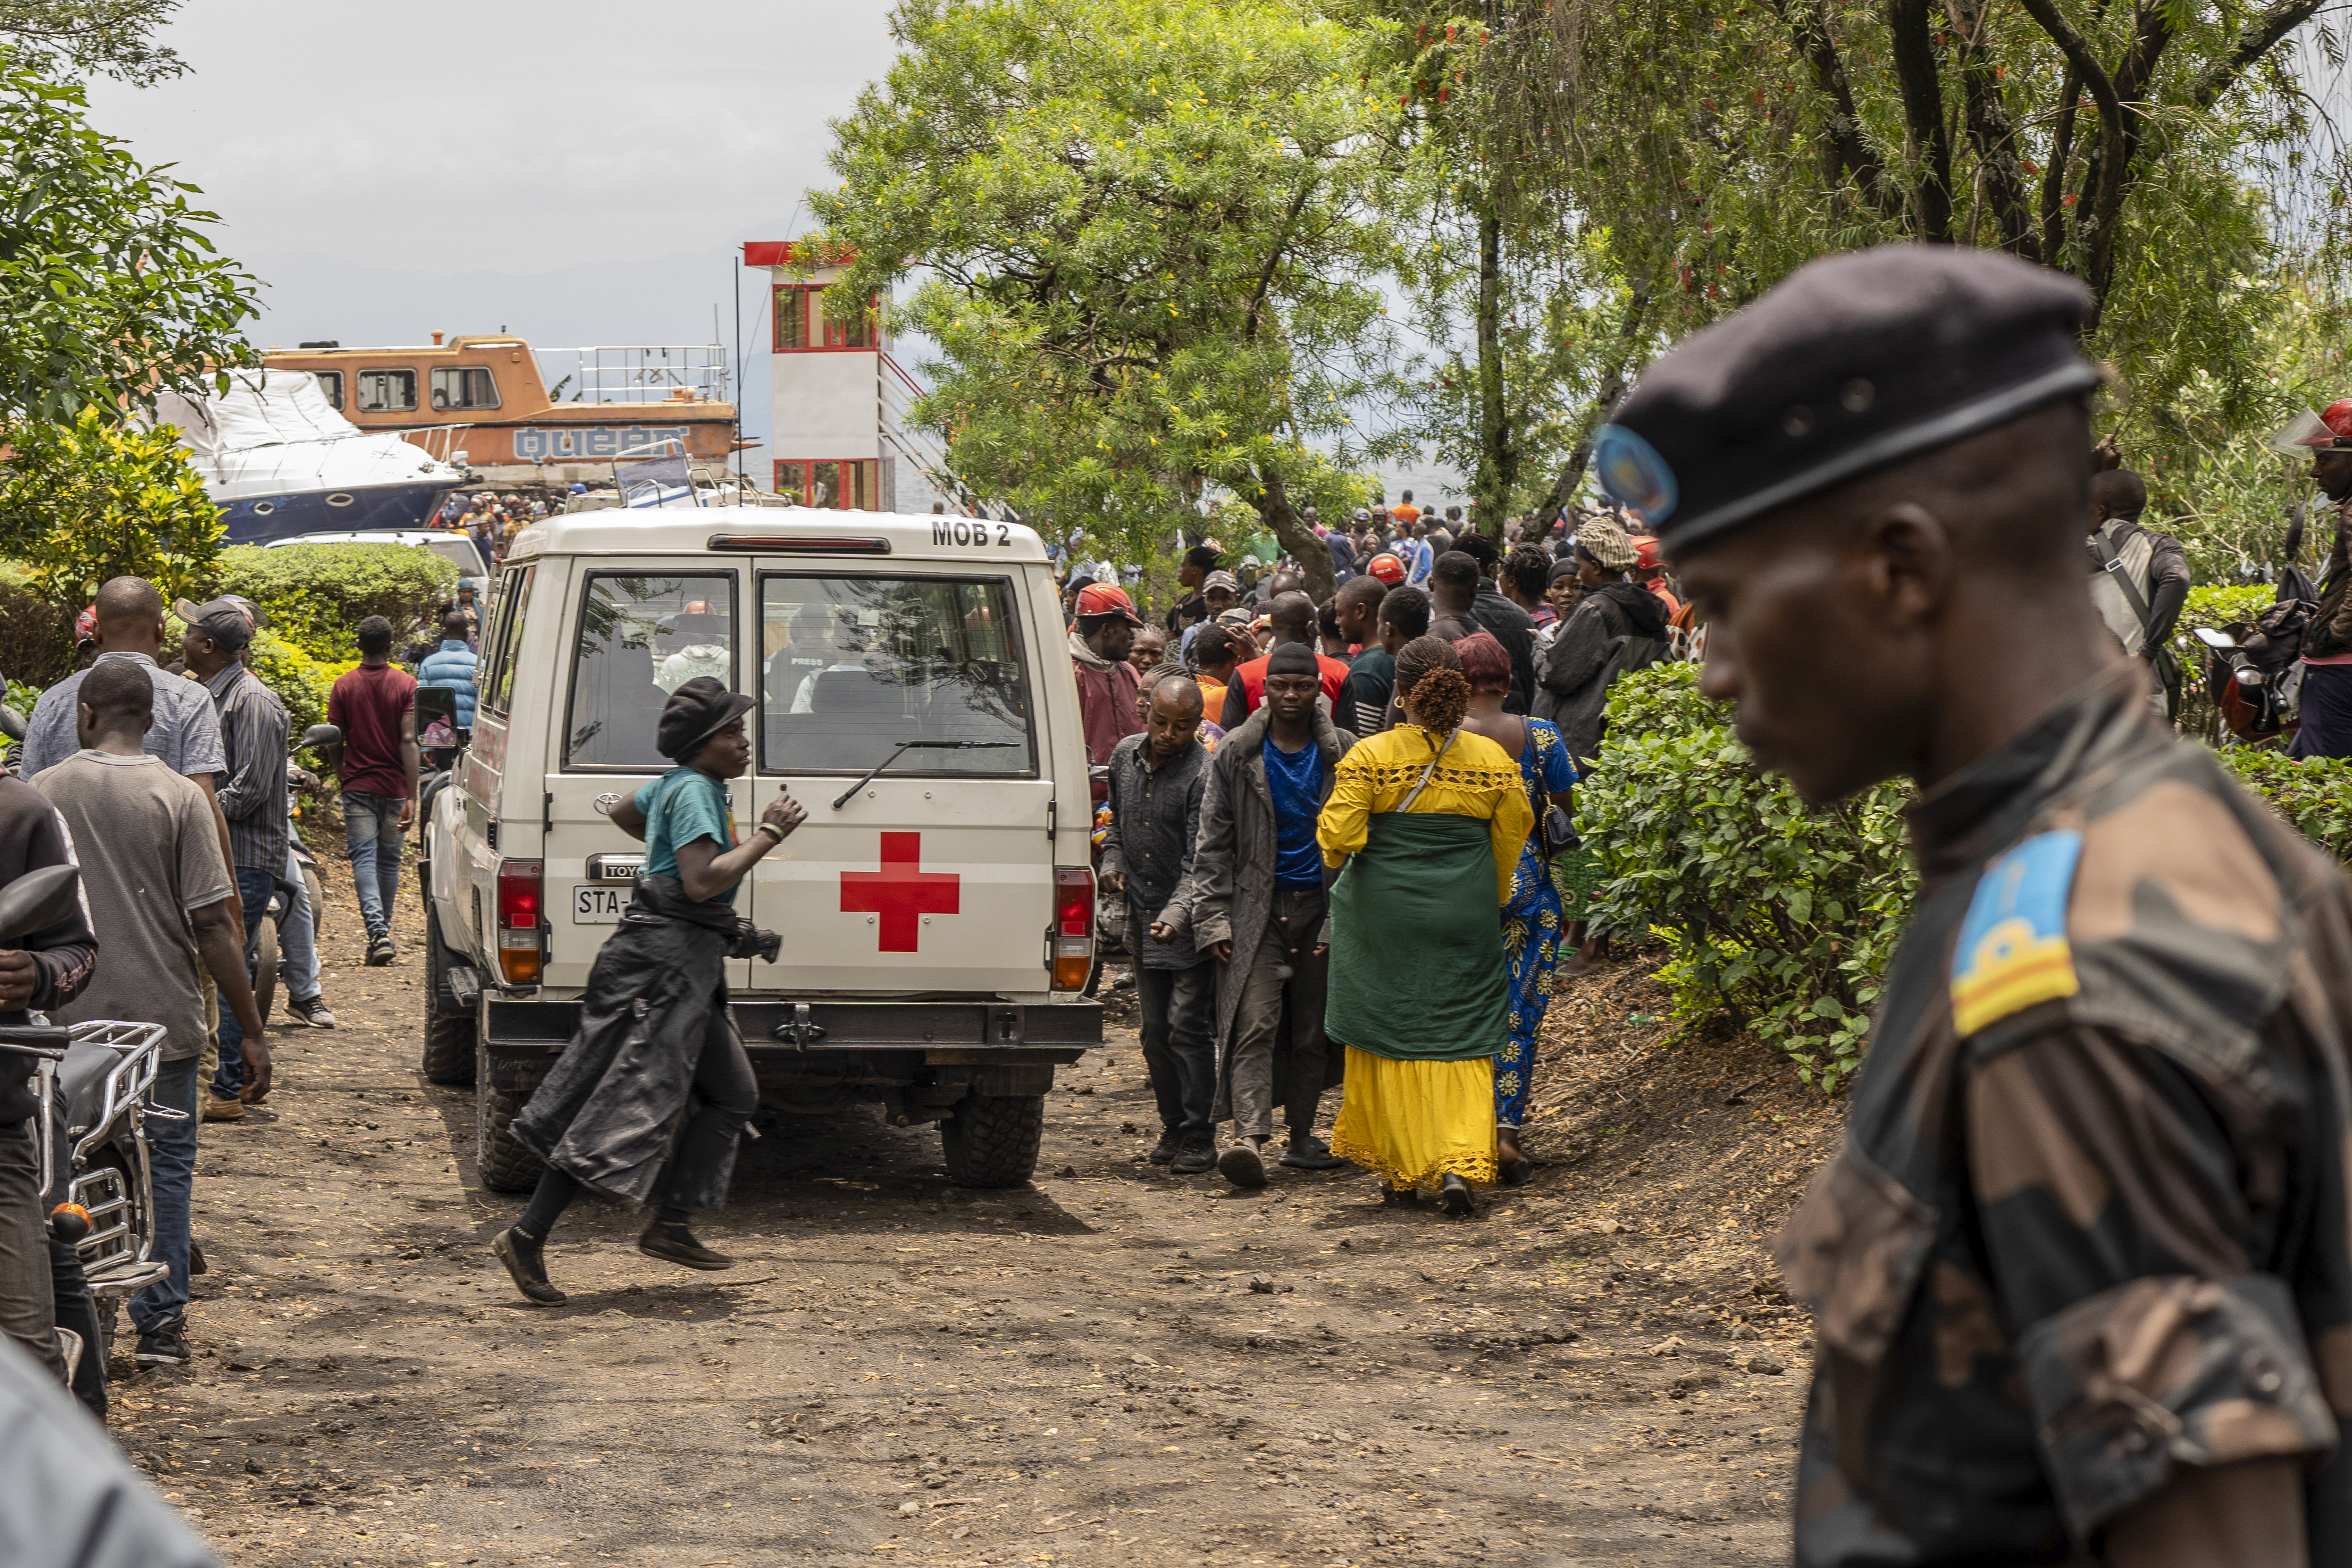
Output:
[325, 615, 420, 965]
[1217, 594, 1352, 730]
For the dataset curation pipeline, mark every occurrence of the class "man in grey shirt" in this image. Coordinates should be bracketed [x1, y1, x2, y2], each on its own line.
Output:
[21, 576, 235, 890]
[36, 660, 268, 1368]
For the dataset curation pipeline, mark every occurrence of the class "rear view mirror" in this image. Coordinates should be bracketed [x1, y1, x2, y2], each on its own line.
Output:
[0, 865, 79, 942]
[2192, 627, 2236, 650]
[0, 707, 22, 743]
[415, 687, 456, 727]
[300, 723, 342, 750]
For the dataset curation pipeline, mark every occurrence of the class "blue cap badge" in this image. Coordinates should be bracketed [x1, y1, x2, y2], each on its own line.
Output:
[1594, 423, 1678, 526]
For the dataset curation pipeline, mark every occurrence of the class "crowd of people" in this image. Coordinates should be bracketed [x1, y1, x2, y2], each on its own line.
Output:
[0, 576, 475, 1426]
[1074, 499, 1690, 1210]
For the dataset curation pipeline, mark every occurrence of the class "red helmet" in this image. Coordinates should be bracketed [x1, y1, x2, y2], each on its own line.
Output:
[74, 605, 97, 644]
[2325, 400, 2352, 443]
[1365, 552, 1406, 585]
[1632, 535, 1666, 573]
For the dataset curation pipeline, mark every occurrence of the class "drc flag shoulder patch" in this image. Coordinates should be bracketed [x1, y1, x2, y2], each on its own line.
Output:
[1951, 829, 2083, 1037]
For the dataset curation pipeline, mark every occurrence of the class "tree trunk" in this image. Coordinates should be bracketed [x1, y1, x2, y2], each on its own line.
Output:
[1249, 469, 1334, 601]
[1472, 211, 1513, 536]
[1884, 0, 1955, 242]
[1547, 281, 1651, 519]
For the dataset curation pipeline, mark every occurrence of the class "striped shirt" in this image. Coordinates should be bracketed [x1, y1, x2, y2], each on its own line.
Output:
[203, 660, 288, 872]
[20, 652, 228, 783]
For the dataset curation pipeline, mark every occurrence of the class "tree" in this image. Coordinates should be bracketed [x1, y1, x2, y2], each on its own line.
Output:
[0, 1, 186, 84]
[1449, 0, 2347, 506]
[0, 48, 258, 425]
[0, 408, 224, 609]
[808, 0, 1404, 597]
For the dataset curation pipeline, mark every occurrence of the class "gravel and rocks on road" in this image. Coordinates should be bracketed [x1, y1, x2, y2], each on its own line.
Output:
[106, 854, 1818, 1566]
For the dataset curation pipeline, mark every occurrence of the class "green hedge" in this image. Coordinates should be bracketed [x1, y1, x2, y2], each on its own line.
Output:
[215, 543, 459, 663]
[1577, 664, 1916, 1095]
[1580, 662, 2352, 1096]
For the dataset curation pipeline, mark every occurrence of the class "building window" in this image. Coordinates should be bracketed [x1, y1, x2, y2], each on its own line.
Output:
[774, 286, 815, 351]
[430, 366, 500, 411]
[311, 371, 343, 410]
[774, 459, 878, 510]
[773, 285, 877, 351]
[355, 368, 417, 412]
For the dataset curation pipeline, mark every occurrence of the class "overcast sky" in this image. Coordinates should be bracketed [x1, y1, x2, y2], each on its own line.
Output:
[82, 0, 1457, 507]
[83, 0, 908, 458]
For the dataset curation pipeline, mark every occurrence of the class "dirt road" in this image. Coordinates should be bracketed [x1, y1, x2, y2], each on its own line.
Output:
[107, 857, 1814, 1566]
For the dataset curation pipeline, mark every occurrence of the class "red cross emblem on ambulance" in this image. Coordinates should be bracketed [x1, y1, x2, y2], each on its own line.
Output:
[839, 832, 961, 952]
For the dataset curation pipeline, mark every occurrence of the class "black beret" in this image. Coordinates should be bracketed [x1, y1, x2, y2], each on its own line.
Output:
[1598, 245, 2100, 554]
[657, 675, 756, 762]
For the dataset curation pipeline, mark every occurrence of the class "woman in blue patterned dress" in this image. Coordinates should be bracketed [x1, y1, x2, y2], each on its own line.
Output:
[1454, 634, 1577, 1186]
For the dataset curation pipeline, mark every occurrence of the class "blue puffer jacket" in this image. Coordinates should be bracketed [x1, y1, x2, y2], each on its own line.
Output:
[418, 640, 479, 730]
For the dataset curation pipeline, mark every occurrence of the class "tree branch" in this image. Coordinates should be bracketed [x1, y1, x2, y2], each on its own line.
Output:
[1946, 0, 2037, 257]
[1769, 0, 1906, 219]
[2190, 0, 2324, 108]
[1547, 280, 1651, 518]
[2015, 0, 2128, 326]
[1884, 0, 1956, 241]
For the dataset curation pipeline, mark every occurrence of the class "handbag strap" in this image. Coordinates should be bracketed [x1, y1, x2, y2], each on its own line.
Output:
[1395, 728, 1456, 813]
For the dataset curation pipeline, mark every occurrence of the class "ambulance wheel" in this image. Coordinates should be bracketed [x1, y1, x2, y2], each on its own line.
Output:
[421, 907, 477, 1086]
[476, 1081, 544, 1193]
[941, 1093, 1044, 1189]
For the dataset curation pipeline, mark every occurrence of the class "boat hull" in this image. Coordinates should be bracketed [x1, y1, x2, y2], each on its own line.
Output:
[220, 481, 455, 546]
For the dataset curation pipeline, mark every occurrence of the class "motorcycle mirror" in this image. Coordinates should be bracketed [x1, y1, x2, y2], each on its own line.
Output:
[0, 707, 22, 742]
[2193, 627, 2237, 649]
[299, 723, 342, 750]
[0, 865, 78, 942]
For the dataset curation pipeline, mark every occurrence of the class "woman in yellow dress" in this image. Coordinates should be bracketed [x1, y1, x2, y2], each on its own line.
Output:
[1319, 636, 1533, 1216]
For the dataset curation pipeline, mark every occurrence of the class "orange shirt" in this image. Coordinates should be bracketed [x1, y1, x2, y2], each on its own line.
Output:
[1194, 677, 1228, 721]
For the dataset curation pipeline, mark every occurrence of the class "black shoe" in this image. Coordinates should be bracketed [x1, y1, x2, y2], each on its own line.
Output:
[284, 995, 337, 1029]
[135, 1321, 190, 1365]
[1499, 1157, 1533, 1187]
[492, 1228, 566, 1306]
[1217, 1141, 1267, 1189]
[1381, 1183, 1418, 1208]
[639, 1220, 733, 1271]
[1440, 1173, 1477, 1217]
[1148, 1131, 1180, 1166]
[1278, 1131, 1348, 1171]
[1170, 1139, 1217, 1175]
[365, 934, 396, 967]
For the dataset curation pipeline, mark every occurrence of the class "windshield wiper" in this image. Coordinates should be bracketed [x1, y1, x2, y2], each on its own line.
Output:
[830, 739, 1017, 810]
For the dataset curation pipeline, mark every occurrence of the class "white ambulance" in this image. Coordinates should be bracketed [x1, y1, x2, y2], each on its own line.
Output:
[419, 508, 1101, 1190]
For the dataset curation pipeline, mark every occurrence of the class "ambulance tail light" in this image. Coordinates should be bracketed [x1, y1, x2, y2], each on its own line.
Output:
[497, 859, 544, 985]
[1051, 868, 1093, 991]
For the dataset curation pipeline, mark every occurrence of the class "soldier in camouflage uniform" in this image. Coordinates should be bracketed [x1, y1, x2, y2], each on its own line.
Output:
[1597, 245, 2352, 1566]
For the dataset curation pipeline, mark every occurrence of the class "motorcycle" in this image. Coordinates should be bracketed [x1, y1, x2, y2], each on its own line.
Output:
[250, 723, 339, 1025]
[0, 866, 173, 1364]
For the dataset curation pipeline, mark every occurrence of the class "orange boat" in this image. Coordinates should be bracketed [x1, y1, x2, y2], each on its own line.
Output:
[259, 333, 740, 487]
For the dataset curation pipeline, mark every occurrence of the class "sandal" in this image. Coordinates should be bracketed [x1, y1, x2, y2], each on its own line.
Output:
[1439, 1173, 1476, 1217]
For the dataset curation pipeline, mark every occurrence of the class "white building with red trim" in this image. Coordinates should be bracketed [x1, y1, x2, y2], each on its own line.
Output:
[745, 240, 953, 514]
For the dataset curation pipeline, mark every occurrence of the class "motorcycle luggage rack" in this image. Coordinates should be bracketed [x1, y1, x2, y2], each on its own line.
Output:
[69, 1020, 165, 1167]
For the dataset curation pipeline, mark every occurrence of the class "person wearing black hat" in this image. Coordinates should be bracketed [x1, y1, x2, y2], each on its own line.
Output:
[1158, 639, 1355, 1187]
[492, 677, 804, 1306]
[1606, 244, 2352, 1566]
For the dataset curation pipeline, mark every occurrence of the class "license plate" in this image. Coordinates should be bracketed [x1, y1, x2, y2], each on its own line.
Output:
[572, 886, 627, 924]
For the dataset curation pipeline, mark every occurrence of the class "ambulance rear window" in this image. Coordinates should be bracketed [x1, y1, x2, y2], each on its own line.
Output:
[758, 574, 1035, 776]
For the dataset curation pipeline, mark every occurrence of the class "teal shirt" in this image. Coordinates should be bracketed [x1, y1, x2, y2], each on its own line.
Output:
[636, 768, 741, 907]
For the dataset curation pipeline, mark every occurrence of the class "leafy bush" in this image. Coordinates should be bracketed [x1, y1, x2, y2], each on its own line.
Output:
[1577, 663, 1917, 1095]
[244, 632, 346, 740]
[2213, 749, 2352, 862]
[215, 542, 458, 663]
[0, 410, 224, 610]
[0, 576, 75, 689]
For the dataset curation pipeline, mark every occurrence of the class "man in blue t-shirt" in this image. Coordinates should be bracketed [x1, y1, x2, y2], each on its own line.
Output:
[1161, 640, 1356, 1190]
